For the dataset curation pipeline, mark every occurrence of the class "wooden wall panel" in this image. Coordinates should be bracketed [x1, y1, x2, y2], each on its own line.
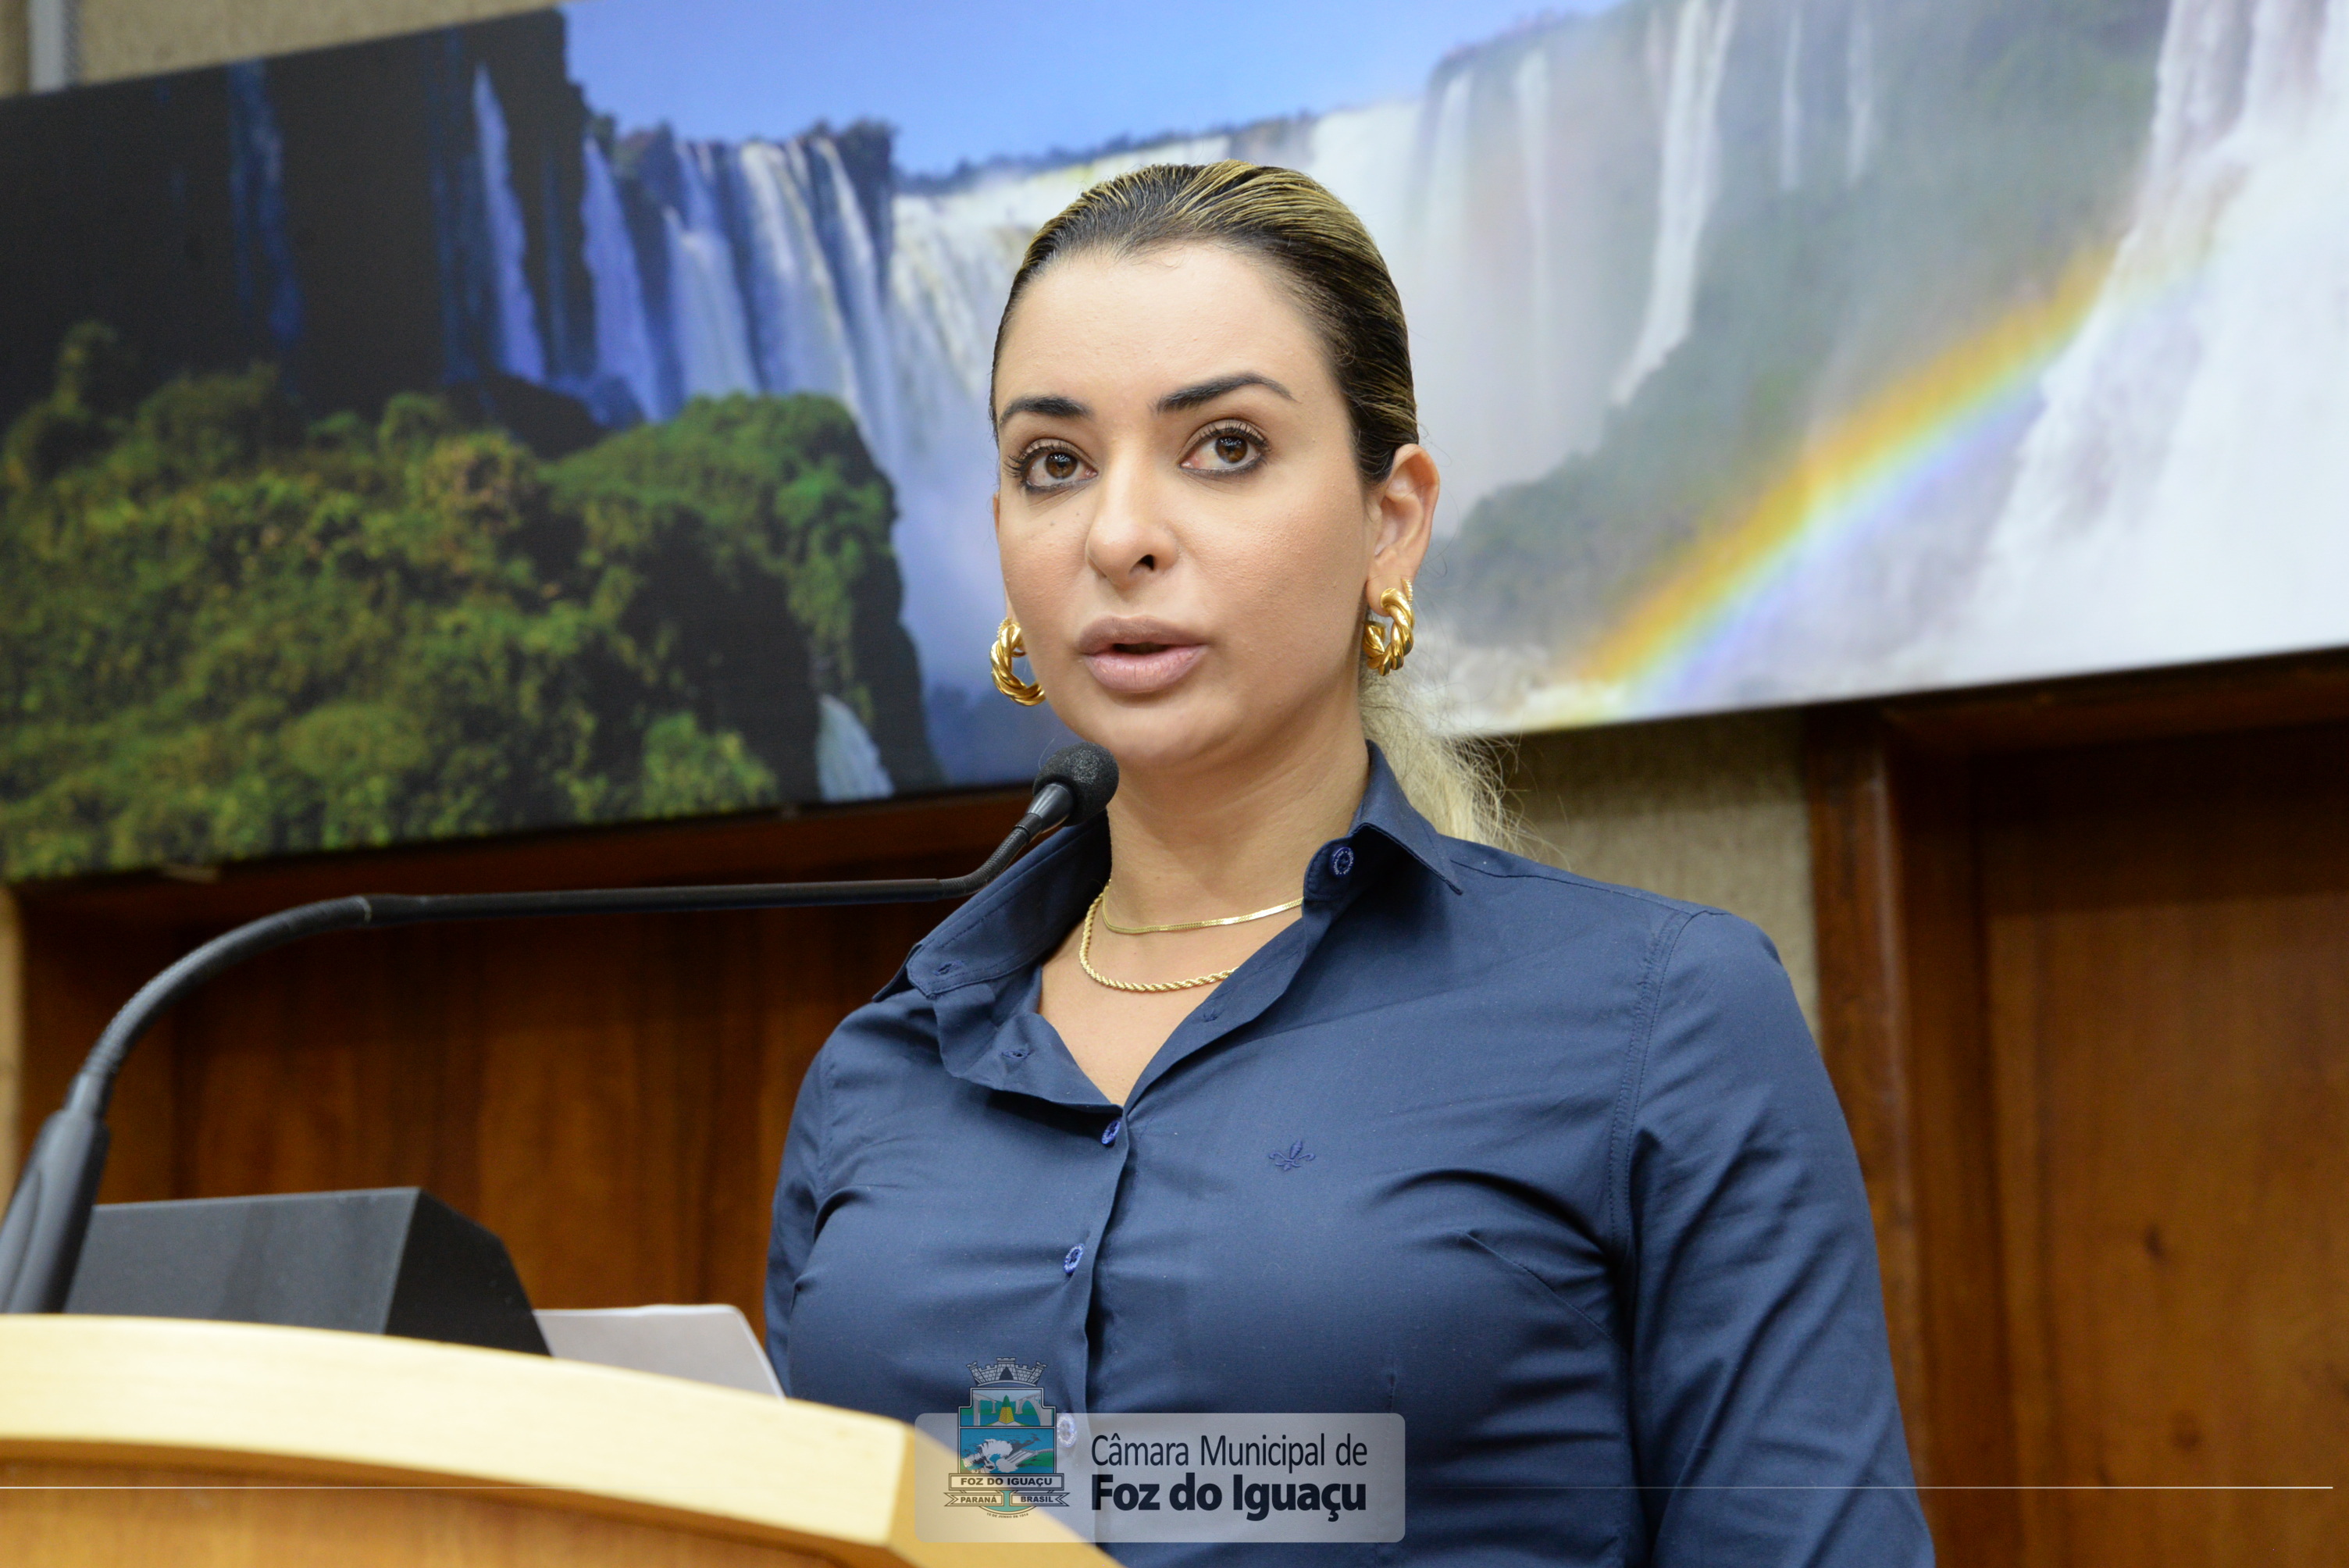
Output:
[1807, 711, 2020, 1561]
[156, 901, 946, 1317]
[14, 793, 1025, 1331]
[1977, 725, 2349, 1565]
[20, 906, 183, 1206]
[0, 889, 22, 1186]
[1813, 655, 2349, 1568]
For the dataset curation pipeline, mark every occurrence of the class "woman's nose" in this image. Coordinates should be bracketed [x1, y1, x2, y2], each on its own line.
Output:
[1083, 456, 1181, 585]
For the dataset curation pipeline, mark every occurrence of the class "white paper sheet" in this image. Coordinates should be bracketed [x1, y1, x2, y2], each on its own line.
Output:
[533, 1303, 782, 1397]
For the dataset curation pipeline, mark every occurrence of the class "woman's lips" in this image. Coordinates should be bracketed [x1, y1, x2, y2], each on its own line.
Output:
[1081, 641, 1205, 694]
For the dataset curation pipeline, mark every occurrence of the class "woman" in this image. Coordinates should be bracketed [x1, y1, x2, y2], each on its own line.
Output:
[768, 162, 1932, 1565]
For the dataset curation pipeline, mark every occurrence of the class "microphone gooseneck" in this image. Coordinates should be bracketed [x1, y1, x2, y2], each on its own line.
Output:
[0, 743, 1117, 1313]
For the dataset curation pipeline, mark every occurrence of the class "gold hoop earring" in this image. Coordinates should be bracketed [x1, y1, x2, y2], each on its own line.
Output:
[991, 615, 1045, 705]
[1361, 582, 1415, 675]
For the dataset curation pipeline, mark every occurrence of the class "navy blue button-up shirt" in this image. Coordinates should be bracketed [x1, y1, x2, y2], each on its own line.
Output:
[768, 750, 1932, 1565]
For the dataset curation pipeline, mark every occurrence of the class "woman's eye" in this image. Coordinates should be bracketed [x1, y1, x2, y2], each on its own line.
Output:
[1018, 447, 1089, 489]
[1186, 429, 1263, 472]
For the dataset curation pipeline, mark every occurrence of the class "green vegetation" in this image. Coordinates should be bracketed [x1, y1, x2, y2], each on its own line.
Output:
[0, 324, 936, 881]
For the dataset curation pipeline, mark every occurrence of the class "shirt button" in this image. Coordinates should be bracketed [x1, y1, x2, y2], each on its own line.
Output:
[1331, 846, 1356, 876]
[1062, 1245, 1085, 1274]
[1100, 1118, 1123, 1146]
[1000, 1043, 1030, 1062]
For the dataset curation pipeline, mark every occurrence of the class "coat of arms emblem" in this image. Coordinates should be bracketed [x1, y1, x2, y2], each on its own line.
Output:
[953, 1356, 1068, 1516]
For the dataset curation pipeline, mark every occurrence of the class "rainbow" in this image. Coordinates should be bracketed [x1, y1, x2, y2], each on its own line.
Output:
[1510, 250, 2116, 728]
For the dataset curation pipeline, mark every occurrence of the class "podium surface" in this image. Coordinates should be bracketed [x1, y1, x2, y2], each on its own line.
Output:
[0, 1316, 1107, 1566]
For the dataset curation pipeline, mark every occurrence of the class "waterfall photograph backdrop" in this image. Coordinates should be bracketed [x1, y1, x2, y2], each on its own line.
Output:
[3, 0, 2344, 879]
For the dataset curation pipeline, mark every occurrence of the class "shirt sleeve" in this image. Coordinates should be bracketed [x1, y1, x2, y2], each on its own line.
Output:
[765, 1043, 832, 1392]
[1620, 910, 1935, 1565]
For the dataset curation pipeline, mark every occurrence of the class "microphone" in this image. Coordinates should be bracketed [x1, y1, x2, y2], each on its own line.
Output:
[0, 743, 1117, 1313]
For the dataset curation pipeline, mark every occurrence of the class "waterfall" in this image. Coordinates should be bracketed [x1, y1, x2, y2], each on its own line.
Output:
[816, 694, 893, 800]
[879, 184, 1027, 680]
[1301, 100, 1418, 243]
[226, 62, 303, 355]
[472, 66, 547, 383]
[1409, 69, 1485, 497]
[1844, 8, 1876, 184]
[665, 144, 758, 400]
[579, 135, 661, 423]
[883, 187, 1018, 451]
[1612, 0, 1741, 404]
[1307, 29, 1663, 533]
[523, 4, 1717, 693]
[733, 136, 904, 469]
[485, 0, 2326, 733]
[2144, 0, 2257, 186]
[1779, 11, 1805, 191]
[736, 141, 861, 412]
[1515, 47, 1559, 438]
[1935, 0, 2349, 679]
[434, 0, 1702, 696]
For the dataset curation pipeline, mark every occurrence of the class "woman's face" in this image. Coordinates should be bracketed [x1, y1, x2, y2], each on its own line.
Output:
[991, 243, 1434, 780]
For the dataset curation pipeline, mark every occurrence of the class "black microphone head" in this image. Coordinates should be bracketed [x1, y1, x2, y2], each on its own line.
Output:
[1034, 742, 1119, 827]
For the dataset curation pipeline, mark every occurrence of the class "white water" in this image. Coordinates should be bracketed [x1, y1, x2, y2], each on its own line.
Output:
[875, 187, 1024, 679]
[1925, 0, 2349, 683]
[472, 67, 547, 384]
[579, 136, 662, 422]
[1320, 27, 1676, 522]
[734, 137, 904, 458]
[1612, 0, 1741, 404]
[1844, 7, 1875, 184]
[1516, 48, 1561, 437]
[815, 694, 893, 801]
[665, 144, 758, 403]
[1779, 10, 1805, 191]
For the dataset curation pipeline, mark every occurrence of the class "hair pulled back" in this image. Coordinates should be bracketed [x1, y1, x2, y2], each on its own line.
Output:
[991, 161, 1511, 847]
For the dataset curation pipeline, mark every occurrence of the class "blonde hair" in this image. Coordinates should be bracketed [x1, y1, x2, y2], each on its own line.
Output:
[995, 160, 1515, 847]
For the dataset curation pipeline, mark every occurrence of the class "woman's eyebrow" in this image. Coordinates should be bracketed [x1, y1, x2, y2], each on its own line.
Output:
[1156, 373, 1296, 413]
[995, 393, 1089, 431]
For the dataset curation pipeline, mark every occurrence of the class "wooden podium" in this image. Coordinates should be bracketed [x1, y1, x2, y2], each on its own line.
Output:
[0, 1317, 1110, 1566]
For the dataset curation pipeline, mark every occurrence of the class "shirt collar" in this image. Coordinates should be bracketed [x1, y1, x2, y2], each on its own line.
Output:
[902, 809, 1107, 999]
[902, 742, 1460, 1001]
[1344, 741, 1465, 894]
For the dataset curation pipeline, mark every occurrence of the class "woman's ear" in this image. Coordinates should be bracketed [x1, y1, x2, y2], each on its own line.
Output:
[1367, 443, 1438, 597]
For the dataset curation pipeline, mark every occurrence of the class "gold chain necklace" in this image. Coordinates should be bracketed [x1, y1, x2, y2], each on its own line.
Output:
[1078, 889, 1242, 994]
[1098, 889, 1303, 935]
